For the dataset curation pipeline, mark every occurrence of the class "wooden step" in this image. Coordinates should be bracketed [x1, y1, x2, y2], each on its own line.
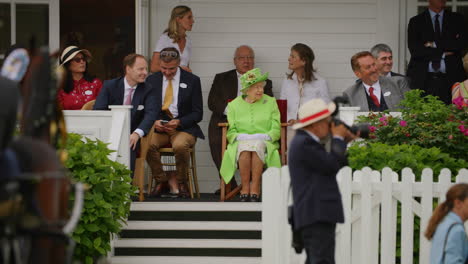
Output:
[111, 256, 261, 264]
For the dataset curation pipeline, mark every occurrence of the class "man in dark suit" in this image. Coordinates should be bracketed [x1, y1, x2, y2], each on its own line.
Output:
[370, 43, 406, 78]
[145, 47, 204, 198]
[289, 98, 353, 264]
[344, 51, 410, 111]
[208, 45, 273, 193]
[94, 54, 157, 173]
[407, 0, 467, 104]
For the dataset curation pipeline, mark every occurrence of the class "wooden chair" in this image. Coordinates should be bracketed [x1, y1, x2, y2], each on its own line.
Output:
[80, 100, 95, 110]
[218, 99, 288, 201]
[134, 128, 200, 200]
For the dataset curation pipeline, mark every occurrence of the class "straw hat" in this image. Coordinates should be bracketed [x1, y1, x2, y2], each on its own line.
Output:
[292, 99, 336, 130]
[59, 46, 92, 66]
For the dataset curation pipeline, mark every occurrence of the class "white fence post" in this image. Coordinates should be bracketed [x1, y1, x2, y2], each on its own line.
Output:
[419, 168, 434, 264]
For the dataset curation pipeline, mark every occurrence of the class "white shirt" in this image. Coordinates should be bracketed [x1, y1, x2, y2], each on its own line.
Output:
[280, 73, 330, 122]
[162, 67, 181, 118]
[223, 71, 244, 115]
[427, 9, 447, 73]
[363, 80, 382, 103]
[124, 77, 144, 137]
[155, 32, 191, 67]
[385, 72, 392, 78]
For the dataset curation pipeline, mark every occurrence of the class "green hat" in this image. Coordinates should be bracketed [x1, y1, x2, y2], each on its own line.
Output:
[240, 68, 269, 92]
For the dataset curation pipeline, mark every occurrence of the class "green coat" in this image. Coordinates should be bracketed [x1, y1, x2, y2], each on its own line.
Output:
[219, 94, 281, 183]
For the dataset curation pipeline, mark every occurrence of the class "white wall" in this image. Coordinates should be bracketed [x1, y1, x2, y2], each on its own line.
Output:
[149, 0, 401, 192]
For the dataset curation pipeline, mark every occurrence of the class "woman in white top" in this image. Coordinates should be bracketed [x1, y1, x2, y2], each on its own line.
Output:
[280, 43, 330, 125]
[150, 5, 194, 73]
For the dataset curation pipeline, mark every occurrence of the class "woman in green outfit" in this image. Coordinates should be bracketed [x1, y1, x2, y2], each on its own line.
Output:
[219, 68, 281, 202]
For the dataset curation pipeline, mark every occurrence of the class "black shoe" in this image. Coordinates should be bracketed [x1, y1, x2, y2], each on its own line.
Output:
[239, 194, 249, 202]
[250, 194, 260, 202]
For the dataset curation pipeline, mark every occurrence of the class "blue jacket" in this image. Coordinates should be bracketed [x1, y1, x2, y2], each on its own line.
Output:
[93, 77, 157, 135]
[288, 130, 348, 230]
[145, 69, 204, 139]
[430, 211, 468, 264]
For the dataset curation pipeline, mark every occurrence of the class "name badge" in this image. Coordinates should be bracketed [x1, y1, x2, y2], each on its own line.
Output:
[180, 83, 187, 88]
[383, 91, 391, 97]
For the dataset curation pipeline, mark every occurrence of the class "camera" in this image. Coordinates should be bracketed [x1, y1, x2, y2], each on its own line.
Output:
[331, 96, 370, 139]
[160, 120, 169, 125]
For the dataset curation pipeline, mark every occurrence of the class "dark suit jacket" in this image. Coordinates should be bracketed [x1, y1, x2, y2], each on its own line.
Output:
[94, 76, 157, 135]
[207, 69, 273, 170]
[343, 77, 410, 111]
[407, 9, 467, 90]
[146, 68, 204, 139]
[288, 130, 347, 230]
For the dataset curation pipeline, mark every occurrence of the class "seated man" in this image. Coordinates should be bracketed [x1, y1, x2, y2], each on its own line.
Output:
[370, 43, 406, 78]
[145, 47, 204, 198]
[344, 51, 410, 111]
[208, 45, 273, 193]
[94, 54, 157, 173]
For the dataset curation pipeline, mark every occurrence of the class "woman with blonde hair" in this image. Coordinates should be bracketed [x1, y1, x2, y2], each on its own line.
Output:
[425, 183, 468, 263]
[150, 5, 194, 73]
[450, 52, 468, 106]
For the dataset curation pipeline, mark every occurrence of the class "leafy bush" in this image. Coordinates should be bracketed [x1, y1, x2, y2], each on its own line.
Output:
[357, 90, 468, 161]
[64, 133, 135, 264]
[348, 142, 468, 179]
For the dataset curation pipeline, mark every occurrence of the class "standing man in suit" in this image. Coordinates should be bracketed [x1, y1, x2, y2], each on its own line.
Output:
[407, 0, 467, 104]
[145, 47, 204, 198]
[289, 99, 354, 264]
[370, 43, 405, 78]
[208, 45, 273, 193]
[344, 51, 410, 111]
[94, 54, 157, 173]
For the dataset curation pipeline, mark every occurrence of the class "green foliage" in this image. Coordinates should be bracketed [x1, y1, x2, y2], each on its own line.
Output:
[348, 142, 468, 179]
[357, 90, 468, 162]
[64, 133, 136, 261]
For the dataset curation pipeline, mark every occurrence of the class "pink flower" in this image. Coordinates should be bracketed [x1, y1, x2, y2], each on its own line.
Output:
[465, 131, 468, 136]
[448, 135, 453, 140]
[399, 120, 407, 127]
[379, 116, 387, 122]
[369, 126, 377, 133]
[459, 125, 466, 133]
[453, 96, 464, 109]
[405, 133, 411, 137]
[382, 121, 388, 126]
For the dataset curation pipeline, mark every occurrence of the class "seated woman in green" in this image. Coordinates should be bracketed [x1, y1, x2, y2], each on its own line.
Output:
[220, 68, 281, 202]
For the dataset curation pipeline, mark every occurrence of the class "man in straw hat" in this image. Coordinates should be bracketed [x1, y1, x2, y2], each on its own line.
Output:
[288, 98, 356, 264]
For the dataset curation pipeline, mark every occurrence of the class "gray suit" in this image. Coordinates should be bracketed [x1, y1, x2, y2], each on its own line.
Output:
[343, 77, 410, 111]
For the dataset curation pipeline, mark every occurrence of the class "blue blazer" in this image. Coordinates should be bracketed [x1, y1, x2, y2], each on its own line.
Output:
[288, 130, 348, 230]
[146, 69, 204, 139]
[93, 77, 157, 135]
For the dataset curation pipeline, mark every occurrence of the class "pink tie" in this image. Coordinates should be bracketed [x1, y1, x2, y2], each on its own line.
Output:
[124, 87, 135, 105]
[369, 87, 380, 107]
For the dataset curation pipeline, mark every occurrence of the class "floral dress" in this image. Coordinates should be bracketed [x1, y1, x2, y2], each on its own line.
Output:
[58, 78, 103, 110]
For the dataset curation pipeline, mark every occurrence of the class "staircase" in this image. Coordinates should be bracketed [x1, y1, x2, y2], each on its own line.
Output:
[111, 201, 262, 264]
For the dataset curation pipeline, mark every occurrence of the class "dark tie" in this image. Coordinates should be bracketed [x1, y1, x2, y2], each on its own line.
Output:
[369, 87, 380, 107]
[432, 14, 441, 71]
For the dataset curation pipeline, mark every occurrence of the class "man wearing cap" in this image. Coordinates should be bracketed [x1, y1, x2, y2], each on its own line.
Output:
[94, 54, 157, 173]
[208, 45, 273, 193]
[344, 51, 410, 111]
[145, 47, 204, 198]
[288, 98, 353, 264]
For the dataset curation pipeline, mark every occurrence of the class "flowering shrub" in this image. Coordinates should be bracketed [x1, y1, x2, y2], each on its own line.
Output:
[356, 90, 467, 162]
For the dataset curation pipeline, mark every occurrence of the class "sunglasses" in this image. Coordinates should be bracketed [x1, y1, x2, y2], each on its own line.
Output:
[160, 50, 179, 59]
[72, 57, 86, 63]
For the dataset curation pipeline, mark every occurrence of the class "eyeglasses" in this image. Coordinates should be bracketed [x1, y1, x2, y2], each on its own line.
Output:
[236, 56, 254, 60]
[72, 57, 85, 63]
[160, 50, 179, 59]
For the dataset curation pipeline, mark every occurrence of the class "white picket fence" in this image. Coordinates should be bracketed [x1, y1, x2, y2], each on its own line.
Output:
[262, 166, 468, 264]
